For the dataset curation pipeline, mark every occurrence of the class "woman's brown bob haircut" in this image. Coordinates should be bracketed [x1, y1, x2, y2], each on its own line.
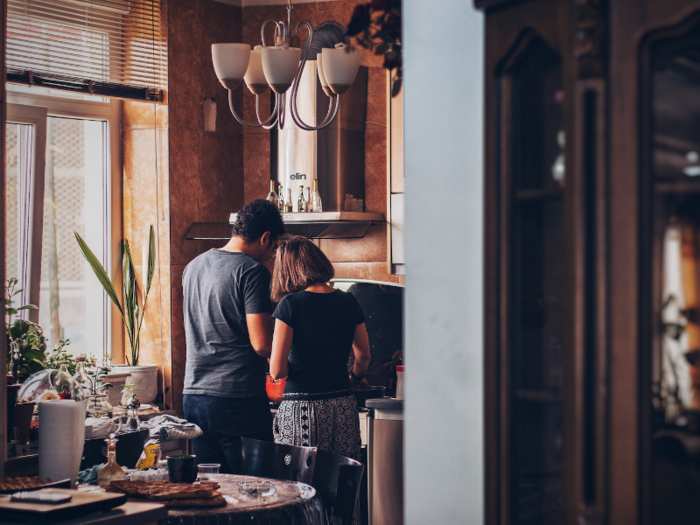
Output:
[271, 237, 335, 302]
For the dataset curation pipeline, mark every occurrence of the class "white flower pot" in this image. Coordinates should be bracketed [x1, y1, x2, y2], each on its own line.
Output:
[113, 364, 159, 404]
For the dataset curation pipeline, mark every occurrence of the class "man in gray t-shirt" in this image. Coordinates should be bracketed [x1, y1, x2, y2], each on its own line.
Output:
[182, 199, 284, 473]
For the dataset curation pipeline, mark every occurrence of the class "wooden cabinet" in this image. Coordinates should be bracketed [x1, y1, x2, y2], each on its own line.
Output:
[477, 0, 700, 523]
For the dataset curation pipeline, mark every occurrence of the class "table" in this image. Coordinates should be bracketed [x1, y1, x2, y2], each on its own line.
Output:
[81, 474, 323, 525]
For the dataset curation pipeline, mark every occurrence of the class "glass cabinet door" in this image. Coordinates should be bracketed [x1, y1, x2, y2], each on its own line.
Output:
[502, 37, 565, 525]
[642, 13, 700, 525]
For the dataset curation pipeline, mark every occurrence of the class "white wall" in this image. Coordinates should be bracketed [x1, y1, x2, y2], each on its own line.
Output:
[403, 1, 484, 523]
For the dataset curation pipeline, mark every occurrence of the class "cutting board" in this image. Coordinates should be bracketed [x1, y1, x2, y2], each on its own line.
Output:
[0, 489, 127, 523]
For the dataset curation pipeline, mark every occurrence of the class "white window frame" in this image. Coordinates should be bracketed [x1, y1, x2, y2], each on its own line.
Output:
[6, 104, 47, 323]
[6, 90, 122, 357]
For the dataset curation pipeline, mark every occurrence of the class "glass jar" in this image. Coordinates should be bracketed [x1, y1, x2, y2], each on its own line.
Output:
[87, 394, 113, 419]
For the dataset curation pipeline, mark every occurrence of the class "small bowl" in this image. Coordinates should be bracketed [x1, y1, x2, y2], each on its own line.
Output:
[238, 480, 277, 498]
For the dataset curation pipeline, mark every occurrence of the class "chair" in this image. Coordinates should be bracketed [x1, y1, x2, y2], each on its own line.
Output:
[312, 449, 365, 525]
[240, 437, 317, 485]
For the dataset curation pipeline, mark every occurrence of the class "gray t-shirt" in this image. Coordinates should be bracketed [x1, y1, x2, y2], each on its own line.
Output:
[182, 249, 272, 398]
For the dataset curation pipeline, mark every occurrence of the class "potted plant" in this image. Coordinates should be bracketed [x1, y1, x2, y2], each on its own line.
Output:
[347, 0, 403, 97]
[6, 278, 45, 382]
[75, 226, 159, 403]
[5, 277, 46, 446]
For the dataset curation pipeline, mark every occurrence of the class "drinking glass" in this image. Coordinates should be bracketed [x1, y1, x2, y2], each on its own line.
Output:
[197, 463, 220, 481]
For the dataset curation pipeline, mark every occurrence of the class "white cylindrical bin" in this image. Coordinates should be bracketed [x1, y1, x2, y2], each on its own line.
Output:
[395, 365, 404, 400]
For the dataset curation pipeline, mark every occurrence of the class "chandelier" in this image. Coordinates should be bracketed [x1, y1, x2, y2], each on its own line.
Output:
[211, 3, 361, 132]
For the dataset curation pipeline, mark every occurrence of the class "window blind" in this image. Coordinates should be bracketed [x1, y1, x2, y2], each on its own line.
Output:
[7, 0, 167, 101]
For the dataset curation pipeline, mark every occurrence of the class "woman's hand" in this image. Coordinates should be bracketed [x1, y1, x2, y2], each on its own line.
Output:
[349, 374, 368, 391]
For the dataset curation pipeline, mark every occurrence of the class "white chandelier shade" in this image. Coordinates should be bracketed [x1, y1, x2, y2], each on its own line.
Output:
[261, 46, 302, 94]
[321, 46, 361, 95]
[212, 43, 251, 90]
[244, 47, 267, 95]
[211, 5, 359, 131]
[316, 54, 331, 96]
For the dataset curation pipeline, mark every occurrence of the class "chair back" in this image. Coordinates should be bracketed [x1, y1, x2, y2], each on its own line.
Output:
[240, 437, 317, 484]
[312, 449, 365, 525]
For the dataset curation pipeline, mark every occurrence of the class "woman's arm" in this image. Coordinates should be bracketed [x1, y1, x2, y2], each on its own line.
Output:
[350, 323, 371, 382]
[270, 319, 294, 379]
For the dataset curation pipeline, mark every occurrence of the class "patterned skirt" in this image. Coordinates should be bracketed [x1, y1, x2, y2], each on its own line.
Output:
[273, 391, 362, 525]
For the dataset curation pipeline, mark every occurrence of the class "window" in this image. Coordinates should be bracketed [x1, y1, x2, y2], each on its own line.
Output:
[6, 0, 166, 101]
[5, 91, 121, 360]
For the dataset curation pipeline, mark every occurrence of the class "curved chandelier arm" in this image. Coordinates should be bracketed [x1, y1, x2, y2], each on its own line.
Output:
[290, 66, 340, 130]
[261, 19, 283, 47]
[227, 89, 279, 128]
[289, 21, 341, 131]
[278, 92, 286, 130]
[255, 94, 280, 130]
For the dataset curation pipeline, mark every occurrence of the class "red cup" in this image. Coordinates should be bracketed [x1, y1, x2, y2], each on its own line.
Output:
[266, 375, 286, 403]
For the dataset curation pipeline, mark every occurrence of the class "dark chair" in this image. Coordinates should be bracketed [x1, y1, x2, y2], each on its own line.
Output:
[81, 429, 149, 470]
[312, 449, 365, 525]
[240, 437, 317, 485]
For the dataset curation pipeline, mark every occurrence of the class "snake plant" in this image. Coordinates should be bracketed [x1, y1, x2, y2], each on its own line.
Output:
[75, 226, 156, 366]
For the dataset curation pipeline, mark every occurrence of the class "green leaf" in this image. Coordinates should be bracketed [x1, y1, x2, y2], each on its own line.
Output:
[6, 308, 18, 316]
[145, 225, 156, 302]
[75, 232, 125, 320]
[17, 304, 38, 311]
[24, 348, 45, 360]
[122, 239, 138, 363]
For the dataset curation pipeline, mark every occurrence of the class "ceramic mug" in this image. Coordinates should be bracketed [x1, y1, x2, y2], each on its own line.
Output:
[167, 455, 198, 483]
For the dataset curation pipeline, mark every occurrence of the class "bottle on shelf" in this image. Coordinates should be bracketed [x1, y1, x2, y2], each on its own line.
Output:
[310, 179, 322, 212]
[306, 187, 311, 210]
[277, 184, 285, 213]
[266, 180, 279, 208]
[298, 185, 307, 212]
[97, 433, 128, 487]
[286, 189, 292, 213]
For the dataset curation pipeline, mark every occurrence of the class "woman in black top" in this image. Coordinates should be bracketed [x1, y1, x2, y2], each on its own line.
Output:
[269, 237, 370, 465]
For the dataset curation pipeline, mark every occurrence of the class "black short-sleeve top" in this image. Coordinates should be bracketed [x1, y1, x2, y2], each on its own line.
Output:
[272, 289, 365, 396]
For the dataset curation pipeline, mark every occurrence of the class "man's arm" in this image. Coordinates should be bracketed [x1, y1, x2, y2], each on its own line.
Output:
[246, 313, 274, 358]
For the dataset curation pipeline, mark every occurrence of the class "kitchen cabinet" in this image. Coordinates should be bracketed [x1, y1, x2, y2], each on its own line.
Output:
[477, 0, 700, 523]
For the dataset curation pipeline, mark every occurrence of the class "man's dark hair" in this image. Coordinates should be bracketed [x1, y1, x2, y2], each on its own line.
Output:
[232, 199, 285, 243]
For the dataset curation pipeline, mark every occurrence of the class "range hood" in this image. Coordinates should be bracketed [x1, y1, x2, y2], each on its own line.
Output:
[238, 211, 384, 239]
[185, 211, 384, 241]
